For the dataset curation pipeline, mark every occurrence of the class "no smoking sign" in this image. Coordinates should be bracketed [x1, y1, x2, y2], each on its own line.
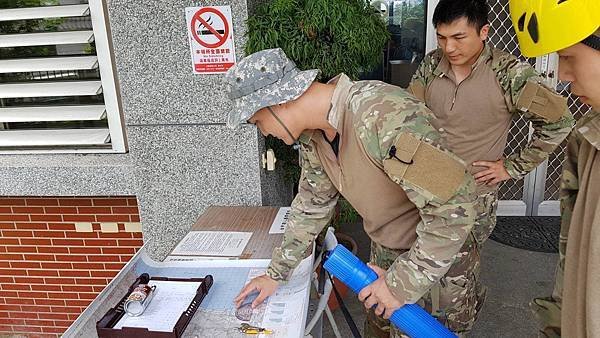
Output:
[186, 6, 237, 74]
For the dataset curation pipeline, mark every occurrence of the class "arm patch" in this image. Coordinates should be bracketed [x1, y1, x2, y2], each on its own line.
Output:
[383, 132, 466, 203]
[408, 82, 426, 102]
[516, 81, 567, 123]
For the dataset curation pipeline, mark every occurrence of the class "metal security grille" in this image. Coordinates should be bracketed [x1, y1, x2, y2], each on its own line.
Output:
[544, 87, 593, 200]
[486, 0, 593, 211]
[486, 0, 534, 202]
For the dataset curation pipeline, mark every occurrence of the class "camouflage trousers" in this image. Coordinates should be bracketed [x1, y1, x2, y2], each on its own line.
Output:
[529, 195, 567, 338]
[471, 190, 499, 246]
[364, 233, 486, 338]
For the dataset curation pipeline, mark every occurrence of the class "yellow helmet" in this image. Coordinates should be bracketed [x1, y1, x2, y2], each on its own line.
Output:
[509, 0, 600, 57]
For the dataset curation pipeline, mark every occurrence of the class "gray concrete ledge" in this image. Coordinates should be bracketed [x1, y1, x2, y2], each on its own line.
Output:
[0, 154, 135, 196]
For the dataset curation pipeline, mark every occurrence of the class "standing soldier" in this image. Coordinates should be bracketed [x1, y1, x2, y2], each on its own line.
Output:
[508, 1, 600, 336]
[227, 48, 479, 337]
[409, 0, 574, 251]
[408, 2, 575, 331]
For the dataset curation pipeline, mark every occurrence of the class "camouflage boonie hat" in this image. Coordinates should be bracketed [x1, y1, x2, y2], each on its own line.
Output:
[225, 48, 319, 129]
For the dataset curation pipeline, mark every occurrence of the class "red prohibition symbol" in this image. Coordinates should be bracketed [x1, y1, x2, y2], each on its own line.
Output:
[190, 7, 230, 48]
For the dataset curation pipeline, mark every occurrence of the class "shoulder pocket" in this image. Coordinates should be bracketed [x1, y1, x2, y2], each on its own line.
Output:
[516, 81, 566, 123]
[383, 132, 466, 203]
[408, 82, 426, 102]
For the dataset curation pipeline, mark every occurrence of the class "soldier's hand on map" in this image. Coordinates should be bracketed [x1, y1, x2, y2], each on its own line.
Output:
[357, 263, 403, 319]
[472, 159, 511, 185]
[234, 274, 278, 309]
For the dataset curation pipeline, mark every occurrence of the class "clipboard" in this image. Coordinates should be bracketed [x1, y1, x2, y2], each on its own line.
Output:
[96, 274, 213, 338]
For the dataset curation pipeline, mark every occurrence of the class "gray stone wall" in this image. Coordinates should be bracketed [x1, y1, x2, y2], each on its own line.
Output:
[107, 0, 269, 260]
[0, 0, 294, 261]
[0, 154, 135, 196]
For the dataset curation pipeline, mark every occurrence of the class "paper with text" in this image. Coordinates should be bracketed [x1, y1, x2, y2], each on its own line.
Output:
[114, 280, 202, 332]
[268, 207, 291, 234]
[172, 231, 252, 257]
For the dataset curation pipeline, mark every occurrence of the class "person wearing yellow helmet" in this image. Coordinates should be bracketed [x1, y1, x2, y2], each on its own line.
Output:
[510, 1, 600, 337]
[509, 0, 600, 59]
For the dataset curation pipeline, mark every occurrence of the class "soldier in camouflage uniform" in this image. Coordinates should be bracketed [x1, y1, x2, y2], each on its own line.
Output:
[372, 1, 574, 335]
[409, 0, 574, 253]
[508, 0, 600, 336]
[226, 48, 478, 337]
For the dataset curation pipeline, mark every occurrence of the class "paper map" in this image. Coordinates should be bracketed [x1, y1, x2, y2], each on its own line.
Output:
[133, 253, 312, 338]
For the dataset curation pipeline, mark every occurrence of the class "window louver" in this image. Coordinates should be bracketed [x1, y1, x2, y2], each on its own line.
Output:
[0, 1, 126, 153]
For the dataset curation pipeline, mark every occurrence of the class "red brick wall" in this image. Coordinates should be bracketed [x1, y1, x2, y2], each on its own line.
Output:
[0, 196, 143, 338]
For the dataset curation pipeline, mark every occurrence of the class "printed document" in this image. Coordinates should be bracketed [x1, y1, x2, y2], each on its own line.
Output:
[171, 231, 252, 257]
[268, 207, 291, 234]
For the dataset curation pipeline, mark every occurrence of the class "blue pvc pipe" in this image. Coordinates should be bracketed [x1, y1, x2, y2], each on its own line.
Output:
[323, 244, 457, 338]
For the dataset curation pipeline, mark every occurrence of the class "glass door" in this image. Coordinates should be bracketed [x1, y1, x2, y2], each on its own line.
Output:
[363, 0, 428, 87]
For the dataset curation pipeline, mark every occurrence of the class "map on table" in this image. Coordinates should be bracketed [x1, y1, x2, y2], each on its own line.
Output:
[131, 252, 312, 338]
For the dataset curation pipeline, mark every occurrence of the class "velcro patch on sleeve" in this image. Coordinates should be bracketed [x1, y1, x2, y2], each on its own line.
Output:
[383, 132, 466, 203]
[408, 82, 426, 102]
[516, 81, 566, 123]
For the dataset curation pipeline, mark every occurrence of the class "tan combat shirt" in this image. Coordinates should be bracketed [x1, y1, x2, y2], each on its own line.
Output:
[409, 44, 574, 193]
[267, 74, 476, 304]
[556, 110, 600, 337]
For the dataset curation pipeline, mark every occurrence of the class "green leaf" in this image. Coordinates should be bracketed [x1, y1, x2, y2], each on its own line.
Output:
[245, 0, 389, 81]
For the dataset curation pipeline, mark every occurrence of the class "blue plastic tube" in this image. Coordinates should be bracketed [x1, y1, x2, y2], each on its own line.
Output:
[323, 244, 456, 338]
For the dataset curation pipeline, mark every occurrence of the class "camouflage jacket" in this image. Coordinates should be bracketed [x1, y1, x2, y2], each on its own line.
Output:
[408, 43, 574, 180]
[267, 74, 476, 304]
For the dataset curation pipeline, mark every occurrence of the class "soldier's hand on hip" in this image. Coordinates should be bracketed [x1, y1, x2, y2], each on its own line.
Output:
[357, 263, 403, 319]
[234, 274, 279, 309]
[472, 159, 511, 185]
